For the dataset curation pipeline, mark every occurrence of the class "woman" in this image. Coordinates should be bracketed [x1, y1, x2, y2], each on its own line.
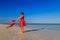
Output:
[16, 12, 26, 34]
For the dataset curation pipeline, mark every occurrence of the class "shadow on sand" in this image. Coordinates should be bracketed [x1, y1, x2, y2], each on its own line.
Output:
[24, 28, 45, 33]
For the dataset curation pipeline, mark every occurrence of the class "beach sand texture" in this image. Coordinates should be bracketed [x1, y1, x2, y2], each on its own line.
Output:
[0, 24, 60, 40]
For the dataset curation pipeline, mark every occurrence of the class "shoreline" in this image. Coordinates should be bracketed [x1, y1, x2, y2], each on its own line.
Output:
[0, 23, 60, 25]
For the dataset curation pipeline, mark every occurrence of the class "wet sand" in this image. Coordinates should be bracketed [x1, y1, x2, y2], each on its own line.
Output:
[0, 24, 60, 40]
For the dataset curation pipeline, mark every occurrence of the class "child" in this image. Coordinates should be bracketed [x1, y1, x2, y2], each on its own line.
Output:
[7, 20, 15, 29]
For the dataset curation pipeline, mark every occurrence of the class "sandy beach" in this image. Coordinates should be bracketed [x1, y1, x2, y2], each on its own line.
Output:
[0, 24, 60, 40]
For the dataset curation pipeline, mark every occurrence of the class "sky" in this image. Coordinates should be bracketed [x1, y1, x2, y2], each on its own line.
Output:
[0, 0, 60, 23]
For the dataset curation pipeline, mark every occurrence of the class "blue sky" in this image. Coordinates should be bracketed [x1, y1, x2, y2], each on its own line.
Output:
[0, 0, 60, 23]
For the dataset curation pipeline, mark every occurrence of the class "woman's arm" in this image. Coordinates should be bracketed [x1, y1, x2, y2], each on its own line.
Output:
[15, 17, 20, 22]
[15, 15, 24, 22]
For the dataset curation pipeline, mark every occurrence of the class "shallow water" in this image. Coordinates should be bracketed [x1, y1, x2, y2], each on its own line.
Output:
[27, 24, 60, 31]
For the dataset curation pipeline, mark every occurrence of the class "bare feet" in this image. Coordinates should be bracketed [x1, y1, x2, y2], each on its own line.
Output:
[18, 32, 24, 35]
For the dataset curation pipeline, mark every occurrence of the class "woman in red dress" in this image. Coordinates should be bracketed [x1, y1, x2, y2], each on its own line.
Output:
[16, 12, 26, 34]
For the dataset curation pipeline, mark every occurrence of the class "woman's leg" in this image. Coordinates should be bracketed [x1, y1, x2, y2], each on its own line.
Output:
[20, 27, 22, 33]
[19, 26, 24, 34]
[21, 27, 24, 33]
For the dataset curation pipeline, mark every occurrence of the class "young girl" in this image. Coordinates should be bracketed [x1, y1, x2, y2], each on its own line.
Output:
[16, 12, 26, 34]
[7, 20, 15, 29]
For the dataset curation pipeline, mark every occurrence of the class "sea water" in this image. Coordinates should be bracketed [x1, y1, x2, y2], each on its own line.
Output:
[1, 23, 60, 31]
[26, 23, 60, 31]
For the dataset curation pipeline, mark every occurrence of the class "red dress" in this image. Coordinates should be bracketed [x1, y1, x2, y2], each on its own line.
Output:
[19, 17, 26, 27]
